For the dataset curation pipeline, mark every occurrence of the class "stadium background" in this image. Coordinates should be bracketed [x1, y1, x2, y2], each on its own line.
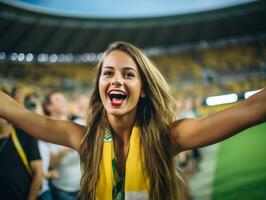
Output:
[0, 0, 265, 199]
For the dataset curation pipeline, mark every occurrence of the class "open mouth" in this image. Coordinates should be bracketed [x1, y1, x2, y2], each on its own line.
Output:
[108, 90, 128, 106]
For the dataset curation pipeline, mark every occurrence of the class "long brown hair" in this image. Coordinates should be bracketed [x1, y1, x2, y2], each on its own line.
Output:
[79, 41, 182, 200]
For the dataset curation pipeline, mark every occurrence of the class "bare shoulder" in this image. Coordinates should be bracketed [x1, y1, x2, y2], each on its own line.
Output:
[67, 122, 88, 151]
[170, 118, 201, 154]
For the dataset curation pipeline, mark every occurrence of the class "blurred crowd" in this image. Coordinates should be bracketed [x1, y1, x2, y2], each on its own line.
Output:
[175, 96, 204, 200]
[0, 86, 89, 200]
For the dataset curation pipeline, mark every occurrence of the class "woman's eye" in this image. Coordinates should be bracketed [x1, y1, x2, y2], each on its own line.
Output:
[124, 73, 134, 78]
[103, 71, 112, 76]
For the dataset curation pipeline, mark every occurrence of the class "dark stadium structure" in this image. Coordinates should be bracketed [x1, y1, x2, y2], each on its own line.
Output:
[0, 0, 266, 60]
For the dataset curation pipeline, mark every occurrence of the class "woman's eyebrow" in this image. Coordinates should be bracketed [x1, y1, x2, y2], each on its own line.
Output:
[102, 66, 114, 69]
[123, 67, 137, 72]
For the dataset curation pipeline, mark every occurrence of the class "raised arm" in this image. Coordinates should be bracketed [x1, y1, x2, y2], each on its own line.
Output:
[0, 91, 86, 150]
[172, 88, 266, 153]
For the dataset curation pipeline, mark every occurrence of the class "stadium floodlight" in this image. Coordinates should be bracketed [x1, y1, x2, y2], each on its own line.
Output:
[10, 53, 18, 61]
[97, 53, 103, 61]
[244, 89, 262, 99]
[49, 54, 58, 63]
[87, 53, 96, 62]
[206, 93, 238, 106]
[57, 54, 63, 62]
[0, 52, 6, 60]
[65, 53, 74, 62]
[38, 53, 49, 62]
[18, 53, 25, 61]
[26, 53, 34, 62]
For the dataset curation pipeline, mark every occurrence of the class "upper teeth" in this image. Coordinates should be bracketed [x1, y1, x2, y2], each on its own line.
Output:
[109, 91, 126, 95]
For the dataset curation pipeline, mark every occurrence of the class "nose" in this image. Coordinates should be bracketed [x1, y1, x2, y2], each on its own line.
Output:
[111, 79, 122, 86]
[111, 74, 123, 86]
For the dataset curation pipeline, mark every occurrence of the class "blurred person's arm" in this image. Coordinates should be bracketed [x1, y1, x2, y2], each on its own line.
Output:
[0, 91, 86, 150]
[45, 169, 59, 179]
[28, 160, 43, 200]
[49, 147, 71, 168]
[172, 88, 266, 153]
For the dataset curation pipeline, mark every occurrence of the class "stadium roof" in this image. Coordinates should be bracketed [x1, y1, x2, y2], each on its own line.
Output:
[3, 0, 255, 18]
[0, 0, 266, 62]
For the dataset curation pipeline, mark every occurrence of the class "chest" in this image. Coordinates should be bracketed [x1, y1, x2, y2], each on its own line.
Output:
[113, 142, 129, 177]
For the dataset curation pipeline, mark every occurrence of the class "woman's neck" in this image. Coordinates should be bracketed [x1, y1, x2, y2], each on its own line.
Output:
[107, 112, 136, 144]
[107, 112, 136, 176]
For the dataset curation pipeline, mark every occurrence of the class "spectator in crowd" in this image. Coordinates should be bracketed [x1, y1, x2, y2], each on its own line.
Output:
[24, 92, 58, 200]
[42, 91, 81, 200]
[69, 93, 89, 126]
[178, 97, 202, 175]
[0, 89, 43, 200]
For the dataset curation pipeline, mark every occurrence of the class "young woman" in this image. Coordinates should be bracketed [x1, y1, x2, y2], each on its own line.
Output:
[0, 41, 265, 200]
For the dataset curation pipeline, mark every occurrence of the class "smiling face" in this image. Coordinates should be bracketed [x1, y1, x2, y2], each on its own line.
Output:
[99, 50, 144, 119]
